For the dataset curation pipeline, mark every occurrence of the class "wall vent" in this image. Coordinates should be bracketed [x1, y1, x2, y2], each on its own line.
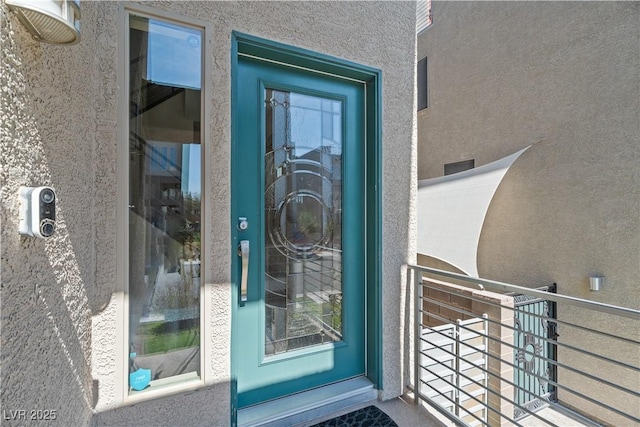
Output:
[6, 0, 80, 45]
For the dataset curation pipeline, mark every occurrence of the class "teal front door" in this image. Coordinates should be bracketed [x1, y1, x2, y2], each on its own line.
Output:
[232, 53, 366, 408]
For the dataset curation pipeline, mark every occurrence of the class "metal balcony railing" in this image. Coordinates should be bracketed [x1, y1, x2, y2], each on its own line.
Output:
[408, 265, 640, 427]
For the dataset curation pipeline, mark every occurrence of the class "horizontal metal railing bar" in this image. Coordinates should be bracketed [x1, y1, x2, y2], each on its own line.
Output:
[419, 333, 587, 412]
[421, 374, 485, 424]
[414, 384, 474, 427]
[420, 365, 513, 427]
[420, 293, 640, 373]
[419, 309, 640, 399]
[413, 269, 496, 427]
[418, 324, 640, 422]
[420, 327, 541, 389]
[418, 321, 640, 423]
[420, 354, 555, 427]
[420, 330, 560, 405]
[459, 348, 487, 360]
[413, 265, 640, 320]
[412, 266, 640, 426]
[417, 331, 640, 423]
[422, 280, 640, 347]
[421, 307, 639, 382]
[421, 304, 640, 380]
[543, 314, 639, 346]
[418, 373, 489, 427]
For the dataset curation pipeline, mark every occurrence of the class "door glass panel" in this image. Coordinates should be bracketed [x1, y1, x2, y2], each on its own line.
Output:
[264, 89, 343, 356]
[128, 15, 202, 393]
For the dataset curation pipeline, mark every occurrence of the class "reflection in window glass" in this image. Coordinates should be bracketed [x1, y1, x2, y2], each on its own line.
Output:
[128, 15, 202, 394]
[264, 89, 343, 356]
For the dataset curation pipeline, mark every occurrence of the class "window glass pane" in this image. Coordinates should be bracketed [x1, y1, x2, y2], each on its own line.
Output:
[264, 89, 343, 356]
[147, 19, 202, 89]
[417, 57, 428, 111]
[444, 159, 475, 176]
[128, 15, 202, 394]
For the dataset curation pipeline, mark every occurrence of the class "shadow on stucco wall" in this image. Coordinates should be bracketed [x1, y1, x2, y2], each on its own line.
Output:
[1, 5, 96, 424]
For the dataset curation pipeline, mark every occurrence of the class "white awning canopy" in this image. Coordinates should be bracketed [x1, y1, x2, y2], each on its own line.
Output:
[417, 146, 530, 276]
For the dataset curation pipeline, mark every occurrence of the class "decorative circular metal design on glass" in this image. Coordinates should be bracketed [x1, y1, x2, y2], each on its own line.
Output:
[264, 88, 344, 355]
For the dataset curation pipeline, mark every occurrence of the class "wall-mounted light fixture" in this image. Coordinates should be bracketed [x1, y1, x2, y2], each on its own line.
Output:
[589, 275, 605, 292]
[6, 0, 80, 45]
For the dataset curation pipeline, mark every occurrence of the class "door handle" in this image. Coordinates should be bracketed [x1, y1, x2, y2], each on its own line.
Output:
[238, 240, 250, 303]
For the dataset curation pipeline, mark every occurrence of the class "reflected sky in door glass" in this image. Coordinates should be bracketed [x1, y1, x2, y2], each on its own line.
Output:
[289, 93, 342, 158]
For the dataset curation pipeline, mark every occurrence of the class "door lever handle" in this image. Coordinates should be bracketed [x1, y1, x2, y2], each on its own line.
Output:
[238, 240, 250, 303]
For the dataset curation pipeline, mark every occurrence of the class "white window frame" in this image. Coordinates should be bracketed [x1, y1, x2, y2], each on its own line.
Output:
[115, 2, 212, 405]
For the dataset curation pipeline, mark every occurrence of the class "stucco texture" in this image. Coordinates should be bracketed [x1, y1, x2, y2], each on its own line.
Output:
[1, 1, 98, 425]
[418, 2, 639, 424]
[2, 1, 416, 426]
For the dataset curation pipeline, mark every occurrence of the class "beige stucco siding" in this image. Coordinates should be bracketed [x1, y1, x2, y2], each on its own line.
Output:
[418, 1, 639, 182]
[418, 1, 639, 424]
[1, 1, 417, 426]
[1, 2, 99, 425]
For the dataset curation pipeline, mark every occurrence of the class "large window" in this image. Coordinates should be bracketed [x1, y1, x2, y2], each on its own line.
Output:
[127, 14, 203, 394]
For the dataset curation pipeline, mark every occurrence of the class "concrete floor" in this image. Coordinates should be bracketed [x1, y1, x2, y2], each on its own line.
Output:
[298, 396, 598, 427]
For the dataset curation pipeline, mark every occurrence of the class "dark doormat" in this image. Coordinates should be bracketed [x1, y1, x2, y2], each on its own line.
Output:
[311, 405, 399, 427]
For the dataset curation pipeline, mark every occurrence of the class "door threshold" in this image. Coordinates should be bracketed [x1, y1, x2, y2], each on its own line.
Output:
[237, 377, 377, 427]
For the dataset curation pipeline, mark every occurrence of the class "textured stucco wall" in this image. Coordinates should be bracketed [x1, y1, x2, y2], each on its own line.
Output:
[2, 1, 416, 426]
[1, 1, 97, 425]
[418, 2, 639, 424]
